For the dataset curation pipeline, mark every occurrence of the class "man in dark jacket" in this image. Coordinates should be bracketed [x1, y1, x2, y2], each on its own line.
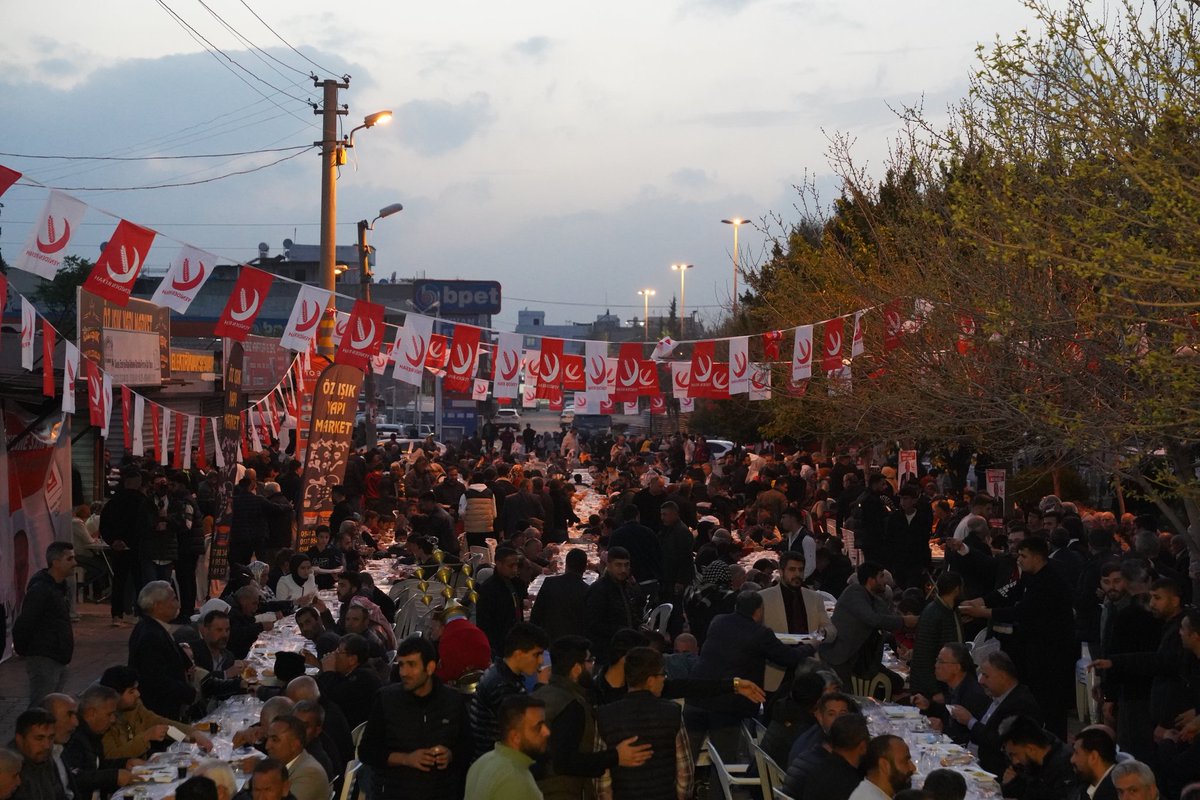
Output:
[819, 562, 917, 685]
[99, 466, 154, 624]
[474, 548, 527, 657]
[128, 581, 197, 720]
[315, 634, 382, 730]
[360, 637, 471, 800]
[997, 715, 1075, 800]
[501, 480, 547, 539]
[12, 707, 70, 800]
[62, 685, 131, 798]
[685, 592, 811, 760]
[853, 472, 892, 563]
[260, 482, 295, 569]
[656, 502, 694, 637]
[12, 542, 76, 707]
[595, 647, 692, 800]
[229, 479, 272, 567]
[607, 505, 663, 585]
[783, 712, 869, 800]
[947, 650, 1043, 777]
[909, 572, 964, 696]
[469, 623, 549, 759]
[913, 643, 990, 746]
[529, 549, 589, 643]
[943, 517, 997, 601]
[882, 484, 933, 589]
[166, 472, 205, 623]
[583, 548, 641, 664]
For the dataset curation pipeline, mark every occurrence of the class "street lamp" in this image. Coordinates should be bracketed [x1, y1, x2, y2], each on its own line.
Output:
[721, 218, 749, 316]
[317, 108, 393, 356]
[357, 202, 404, 446]
[670, 263, 693, 338]
[638, 289, 656, 341]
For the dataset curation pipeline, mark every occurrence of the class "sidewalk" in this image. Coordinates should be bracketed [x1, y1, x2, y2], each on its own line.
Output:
[0, 600, 131, 743]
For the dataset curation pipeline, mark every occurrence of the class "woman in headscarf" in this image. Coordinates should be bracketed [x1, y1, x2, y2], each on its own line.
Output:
[683, 560, 737, 648]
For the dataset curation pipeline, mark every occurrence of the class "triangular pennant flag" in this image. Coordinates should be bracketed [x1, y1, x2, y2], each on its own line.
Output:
[0, 164, 22, 198]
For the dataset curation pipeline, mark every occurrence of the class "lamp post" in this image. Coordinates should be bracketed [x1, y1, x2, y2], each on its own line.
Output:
[721, 218, 749, 317]
[638, 289, 656, 341]
[356, 202, 403, 447]
[317, 108, 393, 356]
[670, 263, 693, 338]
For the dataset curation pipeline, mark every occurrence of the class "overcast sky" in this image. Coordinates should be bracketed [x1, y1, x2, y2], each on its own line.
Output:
[0, 0, 1044, 332]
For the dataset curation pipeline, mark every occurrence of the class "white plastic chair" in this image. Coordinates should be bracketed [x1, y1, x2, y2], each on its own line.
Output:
[743, 720, 783, 799]
[707, 736, 761, 800]
[338, 759, 362, 800]
[393, 598, 419, 640]
[645, 603, 673, 636]
[814, 589, 837, 605]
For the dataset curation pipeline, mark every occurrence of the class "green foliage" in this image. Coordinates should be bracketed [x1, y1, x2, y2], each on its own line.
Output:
[33, 254, 91, 341]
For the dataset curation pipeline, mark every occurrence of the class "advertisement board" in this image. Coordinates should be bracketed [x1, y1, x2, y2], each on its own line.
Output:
[412, 280, 502, 315]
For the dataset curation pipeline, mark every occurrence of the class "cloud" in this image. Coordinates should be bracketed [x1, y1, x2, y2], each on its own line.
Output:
[512, 36, 554, 60]
[395, 93, 496, 157]
[669, 167, 714, 188]
[688, 109, 808, 128]
[679, 0, 762, 16]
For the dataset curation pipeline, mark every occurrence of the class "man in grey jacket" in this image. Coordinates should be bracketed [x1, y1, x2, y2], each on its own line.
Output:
[818, 562, 917, 684]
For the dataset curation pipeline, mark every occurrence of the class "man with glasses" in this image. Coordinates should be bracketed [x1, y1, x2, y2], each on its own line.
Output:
[596, 647, 692, 800]
[912, 643, 989, 745]
[315, 634, 381, 729]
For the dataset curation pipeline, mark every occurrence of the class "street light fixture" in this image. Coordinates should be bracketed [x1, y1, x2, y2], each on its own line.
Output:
[317, 108, 393, 355]
[721, 218, 749, 316]
[670, 263, 693, 338]
[357, 202, 404, 446]
[638, 289, 656, 341]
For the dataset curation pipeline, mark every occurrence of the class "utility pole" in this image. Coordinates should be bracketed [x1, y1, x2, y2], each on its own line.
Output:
[357, 219, 376, 446]
[316, 77, 349, 356]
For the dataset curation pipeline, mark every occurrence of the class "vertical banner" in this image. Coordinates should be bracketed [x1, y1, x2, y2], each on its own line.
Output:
[899, 450, 919, 486]
[728, 336, 749, 395]
[101, 374, 113, 438]
[41, 319, 55, 397]
[792, 325, 813, 383]
[121, 386, 133, 449]
[883, 300, 904, 352]
[623, 401, 639, 415]
[86, 360, 105, 427]
[208, 342, 245, 581]
[160, 408, 172, 467]
[19, 297, 35, 371]
[172, 412, 184, 469]
[687, 340, 715, 398]
[671, 362, 691, 400]
[14, 190, 88, 279]
[679, 397, 695, 413]
[280, 285, 332, 352]
[986, 469, 1007, 515]
[299, 363, 365, 529]
[563, 355, 585, 392]
[149, 404, 161, 463]
[649, 395, 667, 415]
[585, 340, 608, 394]
[637, 360, 660, 396]
[709, 363, 730, 399]
[151, 244, 217, 314]
[538, 337, 564, 393]
[613, 342, 642, 402]
[62, 342, 79, 414]
[392, 314, 434, 386]
[822, 317, 845, 372]
[334, 299, 385, 369]
[493, 332, 522, 399]
[183, 416, 196, 470]
[471, 378, 490, 401]
[443, 325, 481, 393]
[132, 395, 145, 456]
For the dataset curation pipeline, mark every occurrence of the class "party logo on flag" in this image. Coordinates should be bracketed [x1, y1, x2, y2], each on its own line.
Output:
[688, 340, 715, 398]
[16, 191, 87, 279]
[823, 317, 845, 372]
[152, 245, 217, 313]
[426, 333, 449, 371]
[214, 268, 274, 340]
[443, 325, 481, 393]
[762, 330, 783, 361]
[637, 360, 659, 396]
[84, 220, 156, 305]
[585, 341, 608, 393]
[671, 362, 691, 400]
[563, 355, 585, 391]
[86, 360, 106, 427]
[729, 336, 749, 395]
[883, 300, 904, 352]
[493, 332, 522, 399]
[281, 285, 332, 352]
[539, 338, 564, 389]
[393, 314, 434, 386]
[613, 342, 642, 402]
[335, 299, 385, 370]
[792, 325, 813, 382]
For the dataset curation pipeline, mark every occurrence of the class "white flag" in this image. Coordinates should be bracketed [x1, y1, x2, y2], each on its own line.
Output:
[584, 389, 607, 410]
[585, 340, 607, 393]
[749, 362, 772, 401]
[521, 385, 538, 409]
[671, 362, 691, 400]
[392, 314, 434, 387]
[101, 374, 113, 438]
[160, 408, 171, 466]
[494, 332, 522, 399]
[471, 379, 490, 401]
[651, 336, 675, 361]
[19, 297, 36, 371]
[792, 325, 813, 382]
[184, 416, 196, 469]
[573, 393, 591, 414]
[15, 191, 88, 279]
[728, 336, 749, 395]
[329, 310, 350, 349]
[151, 244, 218, 313]
[280, 285, 332, 352]
[133, 395, 145, 455]
[248, 408, 262, 452]
[623, 401, 639, 415]
[211, 418, 225, 468]
[62, 342, 80, 414]
[679, 396, 695, 413]
[523, 350, 540, 388]
[851, 310, 865, 357]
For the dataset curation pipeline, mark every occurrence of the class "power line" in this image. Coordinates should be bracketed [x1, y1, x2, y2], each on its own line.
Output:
[16, 146, 314, 191]
[0, 144, 310, 162]
[194, 0, 312, 82]
[237, 0, 345, 79]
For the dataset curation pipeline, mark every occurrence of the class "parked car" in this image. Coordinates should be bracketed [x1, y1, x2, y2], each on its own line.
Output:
[376, 436, 447, 457]
[705, 439, 736, 459]
[492, 408, 521, 427]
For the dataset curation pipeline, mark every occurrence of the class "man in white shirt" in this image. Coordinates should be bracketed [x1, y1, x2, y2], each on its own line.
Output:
[848, 734, 916, 799]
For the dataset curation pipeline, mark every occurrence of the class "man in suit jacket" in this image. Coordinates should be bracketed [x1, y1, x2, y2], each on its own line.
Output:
[947, 650, 1043, 777]
[530, 548, 589, 643]
[913, 643, 990, 746]
[759, 551, 835, 692]
[128, 581, 197, 720]
[1069, 727, 1118, 800]
[263, 715, 330, 800]
[818, 562, 917, 684]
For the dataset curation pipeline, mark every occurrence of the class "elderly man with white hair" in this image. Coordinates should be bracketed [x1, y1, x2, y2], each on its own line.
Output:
[192, 760, 236, 800]
[1111, 760, 1159, 800]
[128, 581, 197, 719]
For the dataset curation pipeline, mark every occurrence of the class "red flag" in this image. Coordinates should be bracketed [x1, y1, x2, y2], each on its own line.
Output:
[42, 319, 55, 397]
[710, 362, 730, 399]
[150, 404, 161, 464]
[883, 300, 904, 352]
[425, 333, 449, 371]
[649, 395, 667, 415]
[822, 318, 845, 372]
[335, 299, 385, 370]
[196, 419, 208, 471]
[638, 360, 659, 396]
[83, 220, 156, 306]
[688, 340, 715, 398]
[547, 390, 564, 411]
[443, 324, 481, 393]
[86, 360, 105, 427]
[599, 398, 615, 414]
[562, 355, 585, 392]
[214, 267, 274, 340]
[173, 415, 185, 468]
[538, 338, 564, 390]
[957, 315, 975, 355]
[121, 386, 133, 449]
[613, 342, 642, 402]
[0, 164, 21, 198]
[762, 330, 782, 361]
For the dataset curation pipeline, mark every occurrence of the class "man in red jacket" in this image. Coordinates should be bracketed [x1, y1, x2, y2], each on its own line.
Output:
[430, 601, 491, 683]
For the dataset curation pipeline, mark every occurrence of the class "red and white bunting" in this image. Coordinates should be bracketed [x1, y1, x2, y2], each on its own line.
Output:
[19, 297, 35, 371]
[0, 164, 21, 198]
[538, 337, 564, 390]
[671, 362, 691, 400]
[762, 330, 783, 361]
[521, 384, 538, 409]
[547, 391, 564, 412]
[329, 310, 350, 349]
[211, 418, 224, 468]
[280, 285, 332, 352]
[86, 360, 106, 427]
[183, 416, 196, 469]
[649, 395, 667, 415]
[41, 319, 54, 397]
[121, 386, 133, 449]
[637, 360, 659, 396]
[679, 396, 694, 413]
[393, 314, 434, 387]
[523, 349, 541, 387]
[248, 408, 262, 452]
[750, 362, 772, 401]
[15, 191, 88, 279]
[688, 340, 715, 398]
[563, 355, 585, 392]
[160, 407, 172, 466]
[214, 267, 273, 340]
[471, 378, 490, 401]
[651, 335, 675, 361]
[613, 342, 642, 402]
[101, 373, 113, 437]
[851, 310, 866, 358]
[493, 332, 522, 399]
[151, 244, 217, 314]
[883, 299, 904, 352]
[83, 220, 156, 306]
[710, 362, 730, 399]
[62, 342, 79, 414]
[584, 341, 607, 394]
[728, 336, 749, 395]
[335, 299, 385, 370]
[790, 324, 813, 382]
[444, 325, 481, 393]
[172, 412, 184, 468]
[133, 395, 145, 456]
[573, 392, 593, 414]
[150, 403, 161, 463]
[599, 398, 615, 414]
[623, 401, 639, 415]
[823, 317, 845, 372]
[605, 358, 617, 395]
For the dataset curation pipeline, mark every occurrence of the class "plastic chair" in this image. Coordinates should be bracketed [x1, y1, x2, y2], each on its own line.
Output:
[707, 736, 761, 800]
[849, 672, 892, 702]
[646, 603, 673, 636]
[455, 669, 485, 695]
[338, 760, 361, 800]
[743, 719, 783, 799]
[393, 599, 419, 641]
[814, 589, 837, 605]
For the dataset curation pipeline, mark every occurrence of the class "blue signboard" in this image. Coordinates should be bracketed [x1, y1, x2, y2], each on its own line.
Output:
[413, 280, 502, 315]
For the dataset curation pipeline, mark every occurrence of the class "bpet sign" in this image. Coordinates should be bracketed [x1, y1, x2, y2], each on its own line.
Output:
[412, 279, 502, 315]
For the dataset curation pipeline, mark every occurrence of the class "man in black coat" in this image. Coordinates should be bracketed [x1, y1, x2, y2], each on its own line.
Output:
[948, 650, 1043, 777]
[315, 634, 382, 730]
[99, 467, 155, 623]
[128, 581, 197, 720]
[943, 517, 997, 601]
[229, 479, 272, 567]
[607, 505, 663, 585]
[12, 542, 76, 706]
[474, 548, 527, 657]
[1069, 727, 1119, 800]
[882, 484, 933, 589]
[853, 472, 892, 563]
[783, 712, 869, 800]
[583, 548, 641, 665]
[529, 548, 589, 643]
[913, 643, 990, 746]
[62, 685, 132, 798]
[997, 715, 1076, 800]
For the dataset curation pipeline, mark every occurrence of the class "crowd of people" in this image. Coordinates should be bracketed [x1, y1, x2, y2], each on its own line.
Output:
[6, 424, 1200, 800]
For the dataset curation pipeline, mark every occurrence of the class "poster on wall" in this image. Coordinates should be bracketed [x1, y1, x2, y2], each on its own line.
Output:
[77, 288, 170, 385]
